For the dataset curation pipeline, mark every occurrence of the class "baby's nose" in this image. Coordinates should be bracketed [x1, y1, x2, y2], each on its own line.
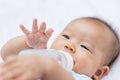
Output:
[64, 44, 75, 53]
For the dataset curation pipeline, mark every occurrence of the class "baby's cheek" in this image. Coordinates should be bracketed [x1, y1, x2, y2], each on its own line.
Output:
[73, 58, 96, 76]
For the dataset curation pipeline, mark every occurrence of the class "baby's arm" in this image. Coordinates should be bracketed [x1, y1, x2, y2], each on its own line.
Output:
[1, 19, 53, 60]
[0, 55, 74, 80]
[1, 35, 30, 60]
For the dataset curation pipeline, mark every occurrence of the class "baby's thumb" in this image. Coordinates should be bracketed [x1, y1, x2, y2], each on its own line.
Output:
[19, 24, 30, 36]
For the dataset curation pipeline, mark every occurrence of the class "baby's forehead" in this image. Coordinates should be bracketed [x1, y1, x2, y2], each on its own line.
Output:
[65, 18, 108, 32]
[69, 18, 106, 26]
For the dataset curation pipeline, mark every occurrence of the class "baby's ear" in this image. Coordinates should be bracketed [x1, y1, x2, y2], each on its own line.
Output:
[92, 66, 109, 80]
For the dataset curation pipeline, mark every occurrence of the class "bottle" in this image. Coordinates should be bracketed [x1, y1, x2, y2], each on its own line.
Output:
[19, 49, 73, 72]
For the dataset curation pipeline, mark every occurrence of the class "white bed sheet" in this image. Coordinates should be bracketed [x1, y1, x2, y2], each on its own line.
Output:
[0, 0, 120, 80]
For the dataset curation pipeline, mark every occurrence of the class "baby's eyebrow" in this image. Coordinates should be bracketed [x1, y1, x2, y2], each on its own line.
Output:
[83, 40, 96, 49]
[80, 38, 96, 47]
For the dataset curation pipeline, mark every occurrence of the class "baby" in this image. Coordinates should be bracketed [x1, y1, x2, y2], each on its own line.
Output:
[0, 17, 119, 80]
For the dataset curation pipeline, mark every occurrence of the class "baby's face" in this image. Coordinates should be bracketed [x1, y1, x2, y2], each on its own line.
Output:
[50, 19, 115, 77]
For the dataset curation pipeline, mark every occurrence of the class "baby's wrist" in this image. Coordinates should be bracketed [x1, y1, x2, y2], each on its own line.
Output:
[25, 41, 34, 48]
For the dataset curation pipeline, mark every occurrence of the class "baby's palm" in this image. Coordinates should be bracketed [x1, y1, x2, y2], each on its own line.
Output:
[20, 19, 53, 49]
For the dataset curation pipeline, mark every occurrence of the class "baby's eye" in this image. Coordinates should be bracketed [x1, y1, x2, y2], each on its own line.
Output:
[62, 34, 70, 39]
[80, 45, 89, 51]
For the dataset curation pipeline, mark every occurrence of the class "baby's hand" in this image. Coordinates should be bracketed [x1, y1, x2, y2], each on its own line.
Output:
[20, 19, 54, 49]
[0, 55, 51, 80]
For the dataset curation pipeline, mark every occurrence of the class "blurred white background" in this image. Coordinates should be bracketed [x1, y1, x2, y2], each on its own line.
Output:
[0, 0, 120, 80]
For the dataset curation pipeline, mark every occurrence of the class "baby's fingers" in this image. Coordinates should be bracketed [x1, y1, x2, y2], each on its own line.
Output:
[32, 18, 38, 33]
[20, 24, 30, 36]
[0, 56, 17, 75]
[0, 68, 23, 80]
[0, 56, 17, 68]
[39, 22, 46, 33]
[46, 28, 54, 38]
[15, 72, 37, 80]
